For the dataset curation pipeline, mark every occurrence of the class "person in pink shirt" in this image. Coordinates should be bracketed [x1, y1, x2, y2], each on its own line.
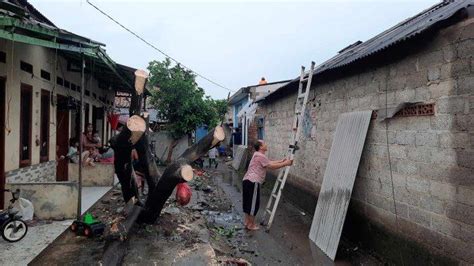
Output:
[242, 140, 292, 230]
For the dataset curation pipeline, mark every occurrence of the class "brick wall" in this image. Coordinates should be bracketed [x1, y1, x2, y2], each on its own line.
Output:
[248, 122, 258, 146]
[261, 18, 474, 264]
[5, 161, 56, 183]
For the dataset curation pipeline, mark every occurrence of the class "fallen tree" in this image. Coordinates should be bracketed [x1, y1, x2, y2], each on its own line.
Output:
[103, 69, 225, 265]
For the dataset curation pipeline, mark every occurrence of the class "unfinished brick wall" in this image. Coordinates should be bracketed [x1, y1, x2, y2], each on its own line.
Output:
[5, 161, 56, 183]
[248, 122, 259, 146]
[262, 17, 474, 264]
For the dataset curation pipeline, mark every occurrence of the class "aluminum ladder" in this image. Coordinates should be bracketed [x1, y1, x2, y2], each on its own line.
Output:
[261, 61, 315, 230]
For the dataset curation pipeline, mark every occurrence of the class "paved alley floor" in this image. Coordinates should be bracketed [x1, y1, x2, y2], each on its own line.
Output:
[0, 186, 113, 266]
[0, 219, 73, 266]
[202, 160, 382, 265]
[81, 186, 113, 214]
[29, 161, 382, 265]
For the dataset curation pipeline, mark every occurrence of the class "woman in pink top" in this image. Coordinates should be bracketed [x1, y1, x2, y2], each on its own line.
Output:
[242, 140, 292, 230]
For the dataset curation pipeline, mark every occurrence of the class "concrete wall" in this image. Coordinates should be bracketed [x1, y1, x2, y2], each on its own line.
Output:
[7, 182, 78, 220]
[68, 163, 114, 187]
[150, 131, 189, 162]
[232, 145, 249, 171]
[261, 18, 474, 264]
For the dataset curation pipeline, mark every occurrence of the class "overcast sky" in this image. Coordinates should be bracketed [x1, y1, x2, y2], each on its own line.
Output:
[30, 0, 438, 99]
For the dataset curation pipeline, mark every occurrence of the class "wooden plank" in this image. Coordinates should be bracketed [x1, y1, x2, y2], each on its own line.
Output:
[309, 111, 372, 260]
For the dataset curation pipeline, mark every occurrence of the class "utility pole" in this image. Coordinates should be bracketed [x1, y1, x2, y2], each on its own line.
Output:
[77, 54, 85, 220]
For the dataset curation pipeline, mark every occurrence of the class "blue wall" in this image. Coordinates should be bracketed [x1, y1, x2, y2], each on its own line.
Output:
[232, 97, 248, 128]
[196, 125, 209, 142]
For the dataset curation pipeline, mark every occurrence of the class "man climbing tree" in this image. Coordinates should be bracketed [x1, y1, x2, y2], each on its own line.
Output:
[148, 58, 227, 162]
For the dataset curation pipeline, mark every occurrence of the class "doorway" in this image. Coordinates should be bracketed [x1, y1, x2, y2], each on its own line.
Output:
[0, 78, 5, 207]
[56, 95, 69, 181]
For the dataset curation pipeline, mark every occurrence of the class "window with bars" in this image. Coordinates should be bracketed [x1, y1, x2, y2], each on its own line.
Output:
[20, 61, 33, 74]
[40, 70, 51, 81]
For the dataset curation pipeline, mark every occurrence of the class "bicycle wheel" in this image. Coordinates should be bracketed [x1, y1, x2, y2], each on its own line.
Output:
[2, 219, 28, 242]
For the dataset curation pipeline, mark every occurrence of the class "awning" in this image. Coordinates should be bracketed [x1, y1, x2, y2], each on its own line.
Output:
[0, 11, 134, 93]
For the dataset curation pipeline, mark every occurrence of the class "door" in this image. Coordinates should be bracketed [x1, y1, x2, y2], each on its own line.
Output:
[19, 84, 32, 167]
[56, 95, 69, 181]
[0, 78, 5, 208]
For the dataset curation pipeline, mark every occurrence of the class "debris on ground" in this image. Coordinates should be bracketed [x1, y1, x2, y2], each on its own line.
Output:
[31, 162, 384, 265]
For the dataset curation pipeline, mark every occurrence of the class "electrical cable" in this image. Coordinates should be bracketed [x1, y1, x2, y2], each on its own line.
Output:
[86, 0, 235, 93]
[384, 72, 405, 266]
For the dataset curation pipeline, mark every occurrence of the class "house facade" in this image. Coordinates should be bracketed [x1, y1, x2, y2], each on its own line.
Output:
[228, 80, 289, 146]
[258, 1, 473, 264]
[0, 0, 135, 215]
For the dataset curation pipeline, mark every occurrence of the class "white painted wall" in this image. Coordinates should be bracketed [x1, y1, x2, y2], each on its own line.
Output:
[0, 39, 116, 172]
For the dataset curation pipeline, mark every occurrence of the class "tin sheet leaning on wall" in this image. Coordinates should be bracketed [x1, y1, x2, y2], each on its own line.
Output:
[309, 111, 372, 260]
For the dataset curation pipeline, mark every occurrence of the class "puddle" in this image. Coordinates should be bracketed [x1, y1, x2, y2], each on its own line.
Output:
[202, 210, 243, 229]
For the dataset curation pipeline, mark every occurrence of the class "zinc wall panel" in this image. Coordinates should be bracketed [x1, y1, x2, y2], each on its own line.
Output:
[309, 111, 372, 260]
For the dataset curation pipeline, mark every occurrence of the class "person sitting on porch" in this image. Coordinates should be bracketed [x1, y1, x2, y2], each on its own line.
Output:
[82, 123, 102, 162]
[59, 138, 95, 166]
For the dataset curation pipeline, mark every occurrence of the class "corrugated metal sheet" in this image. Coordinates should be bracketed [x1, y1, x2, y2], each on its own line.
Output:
[258, 0, 473, 103]
[309, 111, 372, 260]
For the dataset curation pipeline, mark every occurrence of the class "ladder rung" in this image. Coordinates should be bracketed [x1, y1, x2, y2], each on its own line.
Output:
[271, 194, 278, 199]
[266, 209, 272, 214]
[300, 78, 308, 82]
[298, 94, 305, 99]
[277, 178, 283, 182]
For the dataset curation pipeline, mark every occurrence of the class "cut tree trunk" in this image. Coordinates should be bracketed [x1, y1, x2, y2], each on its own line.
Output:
[138, 161, 193, 223]
[133, 113, 161, 189]
[103, 68, 225, 263]
[102, 197, 142, 265]
[180, 125, 225, 163]
[139, 125, 225, 223]
[165, 139, 178, 163]
[109, 115, 146, 202]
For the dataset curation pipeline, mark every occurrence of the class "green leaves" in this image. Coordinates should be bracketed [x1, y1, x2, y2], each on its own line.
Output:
[148, 59, 228, 139]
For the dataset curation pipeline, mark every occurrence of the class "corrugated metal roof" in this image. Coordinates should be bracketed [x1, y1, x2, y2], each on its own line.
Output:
[259, 0, 473, 103]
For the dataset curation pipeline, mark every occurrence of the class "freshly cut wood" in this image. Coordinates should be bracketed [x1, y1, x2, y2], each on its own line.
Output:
[134, 69, 148, 95]
[180, 164, 193, 181]
[139, 161, 194, 224]
[180, 125, 225, 163]
[127, 115, 146, 145]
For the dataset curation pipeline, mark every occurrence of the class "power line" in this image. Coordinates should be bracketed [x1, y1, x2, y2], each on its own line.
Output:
[86, 0, 235, 93]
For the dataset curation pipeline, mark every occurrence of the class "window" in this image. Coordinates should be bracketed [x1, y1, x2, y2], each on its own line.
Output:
[257, 117, 265, 140]
[56, 77, 63, 86]
[40, 70, 51, 81]
[70, 83, 77, 91]
[20, 84, 32, 167]
[20, 61, 33, 74]
[0, 51, 6, 63]
[92, 93, 97, 99]
[85, 90, 90, 96]
[64, 80, 70, 88]
[40, 90, 50, 162]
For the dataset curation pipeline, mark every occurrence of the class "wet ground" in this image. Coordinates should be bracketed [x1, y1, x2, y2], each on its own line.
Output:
[30, 159, 384, 265]
[199, 161, 383, 266]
